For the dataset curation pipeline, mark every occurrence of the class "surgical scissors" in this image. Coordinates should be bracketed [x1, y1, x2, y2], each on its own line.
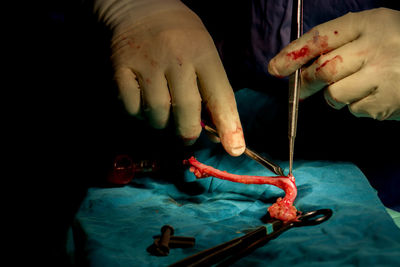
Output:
[201, 122, 285, 176]
[169, 209, 333, 267]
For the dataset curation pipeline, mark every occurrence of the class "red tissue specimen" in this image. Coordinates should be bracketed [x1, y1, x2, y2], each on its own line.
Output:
[184, 157, 298, 222]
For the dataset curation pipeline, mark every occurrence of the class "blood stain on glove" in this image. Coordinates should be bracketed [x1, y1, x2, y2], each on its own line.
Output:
[286, 30, 330, 62]
[183, 157, 299, 222]
[315, 55, 343, 81]
[287, 46, 310, 61]
[311, 31, 330, 53]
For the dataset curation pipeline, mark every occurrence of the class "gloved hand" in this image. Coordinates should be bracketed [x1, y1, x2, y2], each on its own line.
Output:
[92, 0, 245, 156]
[268, 8, 400, 121]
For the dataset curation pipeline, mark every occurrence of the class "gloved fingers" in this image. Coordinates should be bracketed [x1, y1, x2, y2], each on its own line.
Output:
[269, 11, 362, 77]
[300, 41, 365, 99]
[141, 71, 171, 129]
[348, 85, 400, 121]
[348, 91, 389, 120]
[323, 67, 377, 110]
[165, 66, 202, 145]
[195, 56, 246, 157]
[114, 67, 142, 118]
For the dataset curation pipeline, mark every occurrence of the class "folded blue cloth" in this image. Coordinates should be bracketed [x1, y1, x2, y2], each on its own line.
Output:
[70, 148, 400, 266]
[69, 88, 400, 266]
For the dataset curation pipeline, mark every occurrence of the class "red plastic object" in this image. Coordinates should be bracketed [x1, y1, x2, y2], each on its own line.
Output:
[107, 154, 136, 185]
[107, 155, 160, 185]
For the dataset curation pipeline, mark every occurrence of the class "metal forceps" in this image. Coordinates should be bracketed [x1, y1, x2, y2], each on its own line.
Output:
[288, 0, 303, 175]
[201, 122, 285, 176]
[169, 209, 333, 267]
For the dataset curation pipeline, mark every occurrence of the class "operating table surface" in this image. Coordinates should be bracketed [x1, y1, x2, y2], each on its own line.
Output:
[68, 89, 400, 266]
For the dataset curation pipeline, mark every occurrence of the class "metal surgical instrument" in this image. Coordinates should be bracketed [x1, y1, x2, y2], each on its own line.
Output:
[201, 122, 285, 176]
[169, 209, 333, 267]
[288, 0, 304, 175]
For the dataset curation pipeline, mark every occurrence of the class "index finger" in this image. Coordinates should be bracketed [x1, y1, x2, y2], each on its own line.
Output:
[196, 56, 246, 157]
[268, 11, 363, 77]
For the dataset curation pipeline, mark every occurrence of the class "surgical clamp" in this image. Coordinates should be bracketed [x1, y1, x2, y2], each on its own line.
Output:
[169, 209, 333, 267]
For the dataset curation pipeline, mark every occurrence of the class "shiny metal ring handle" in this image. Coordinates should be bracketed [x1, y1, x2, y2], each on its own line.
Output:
[296, 208, 333, 226]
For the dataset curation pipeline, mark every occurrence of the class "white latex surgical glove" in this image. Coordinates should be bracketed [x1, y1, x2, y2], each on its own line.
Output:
[269, 8, 400, 121]
[93, 0, 246, 156]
